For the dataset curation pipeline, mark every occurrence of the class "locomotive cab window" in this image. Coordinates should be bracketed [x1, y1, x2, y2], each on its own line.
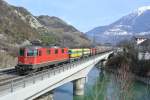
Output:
[55, 49, 58, 54]
[27, 49, 38, 56]
[19, 49, 25, 56]
[62, 49, 64, 53]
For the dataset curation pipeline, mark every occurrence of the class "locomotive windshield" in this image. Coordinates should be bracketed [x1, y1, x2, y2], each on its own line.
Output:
[27, 49, 38, 56]
[19, 49, 25, 56]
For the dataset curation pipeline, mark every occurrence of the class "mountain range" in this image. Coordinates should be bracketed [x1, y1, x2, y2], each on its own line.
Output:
[86, 6, 150, 45]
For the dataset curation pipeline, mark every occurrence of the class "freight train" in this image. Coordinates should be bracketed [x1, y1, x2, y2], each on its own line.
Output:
[15, 46, 101, 75]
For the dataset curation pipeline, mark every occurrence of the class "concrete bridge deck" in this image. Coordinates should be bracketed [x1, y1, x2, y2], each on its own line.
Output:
[0, 51, 113, 100]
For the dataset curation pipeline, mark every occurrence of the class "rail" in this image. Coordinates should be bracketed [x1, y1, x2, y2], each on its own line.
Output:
[0, 68, 15, 73]
[0, 50, 112, 96]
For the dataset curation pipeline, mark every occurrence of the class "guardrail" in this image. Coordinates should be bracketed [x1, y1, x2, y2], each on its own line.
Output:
[0, 50, 112, 97]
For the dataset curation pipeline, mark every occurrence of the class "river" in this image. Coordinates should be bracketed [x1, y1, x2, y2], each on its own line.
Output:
[53, 66, 150, 100]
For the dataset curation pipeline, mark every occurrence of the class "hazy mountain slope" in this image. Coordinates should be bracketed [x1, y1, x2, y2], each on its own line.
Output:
[37, 15, 91, 47]
[37, 15, 78, 32]
[0, 0, 39, 44]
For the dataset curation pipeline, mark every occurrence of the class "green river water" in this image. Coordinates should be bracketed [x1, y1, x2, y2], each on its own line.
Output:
[54, 67, 150, 100]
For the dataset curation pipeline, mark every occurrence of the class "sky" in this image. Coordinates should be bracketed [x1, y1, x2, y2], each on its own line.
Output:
[5, 0, 150, 32]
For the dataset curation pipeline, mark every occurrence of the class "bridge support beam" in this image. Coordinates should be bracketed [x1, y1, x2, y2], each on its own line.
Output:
[73, 78, 86, 96]
[99, 60, 107, 68]
[102, 61, 107, 67]
[35, 91, 54, 100]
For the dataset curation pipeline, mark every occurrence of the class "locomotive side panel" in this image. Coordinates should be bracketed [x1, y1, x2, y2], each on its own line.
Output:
[32, 48, 69, 69]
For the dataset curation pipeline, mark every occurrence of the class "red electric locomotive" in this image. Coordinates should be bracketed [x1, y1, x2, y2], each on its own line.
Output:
[15, 45, 98, 75]
[15, 46, 69, 74]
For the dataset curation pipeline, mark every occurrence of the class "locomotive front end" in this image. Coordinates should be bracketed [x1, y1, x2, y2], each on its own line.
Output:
[15, 47, 38, 74]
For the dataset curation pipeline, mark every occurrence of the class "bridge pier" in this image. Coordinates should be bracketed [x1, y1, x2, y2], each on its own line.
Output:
[35, 91, 54, 100]
[73, 78, 86, 96]
[99, 59, 107, 68]
[101, 61, 107, 67]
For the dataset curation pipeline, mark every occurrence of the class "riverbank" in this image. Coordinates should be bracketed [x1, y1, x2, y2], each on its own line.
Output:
[103, 68, 150, 85]
[105, 46, 150, 85]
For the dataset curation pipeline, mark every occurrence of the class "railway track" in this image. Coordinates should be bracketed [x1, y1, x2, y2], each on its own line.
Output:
[0, 68, 20, 86]
[0, 64, 66, 86]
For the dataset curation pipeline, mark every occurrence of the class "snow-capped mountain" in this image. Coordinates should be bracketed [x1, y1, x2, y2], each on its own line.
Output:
[134, 6, 150, 16]
[86, 6, 150, 44]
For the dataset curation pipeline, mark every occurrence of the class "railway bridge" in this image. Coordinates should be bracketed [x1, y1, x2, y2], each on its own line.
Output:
[0, 51, 113, 100]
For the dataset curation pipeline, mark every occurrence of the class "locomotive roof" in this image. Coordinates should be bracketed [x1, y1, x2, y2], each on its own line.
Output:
[20, 46, 41, 49]
[21, 45, 68, 49]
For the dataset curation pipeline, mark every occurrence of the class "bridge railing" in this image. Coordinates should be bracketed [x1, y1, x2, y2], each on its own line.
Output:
[0, 54, 100, 96]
